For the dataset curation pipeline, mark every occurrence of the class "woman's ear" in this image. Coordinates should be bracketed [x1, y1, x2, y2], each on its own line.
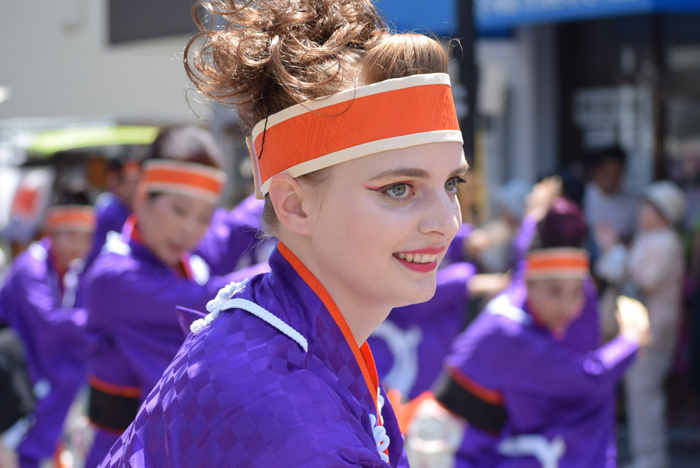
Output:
[268, 174, 312, 236]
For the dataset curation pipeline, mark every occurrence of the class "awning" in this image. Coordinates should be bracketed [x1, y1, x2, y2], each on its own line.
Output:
[26, 126, 159, 157]
[477, 0, 700, 32]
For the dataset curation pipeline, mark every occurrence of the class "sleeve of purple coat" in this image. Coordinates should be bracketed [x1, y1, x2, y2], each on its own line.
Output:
[10, 265, 87, 366]
[195, 196, 265, 276]
[510, 215, 538, 280]
[503, 335, 638, 398]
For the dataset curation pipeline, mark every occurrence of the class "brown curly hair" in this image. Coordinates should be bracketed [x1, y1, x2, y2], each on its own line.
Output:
[184, 0, 386, 131]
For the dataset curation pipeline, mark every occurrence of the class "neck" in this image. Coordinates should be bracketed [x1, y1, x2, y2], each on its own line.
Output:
[281, 238, 392, 346]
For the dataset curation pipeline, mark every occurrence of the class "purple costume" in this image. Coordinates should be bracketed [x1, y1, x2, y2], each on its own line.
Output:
[0, 239, 88, 468]
[369, 262, 475, 400]
[438, 294, 637, 467]
[434, 215, 626, 467]
[98, 243, 408, 467]
[84, 221, 268, 467]
[194, 195, 269, 276]
[85, 193, 132, 269]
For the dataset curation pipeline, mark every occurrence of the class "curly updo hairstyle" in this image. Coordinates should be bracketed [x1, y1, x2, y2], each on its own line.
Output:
[184, 0, 450, 235]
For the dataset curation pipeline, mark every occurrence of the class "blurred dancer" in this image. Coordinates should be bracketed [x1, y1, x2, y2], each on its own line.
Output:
[410, 199, 648, 468]
[0, 196, 95, 468]
[85, 158, 141, 269]
[83, 127, 266, 467]
[97, 4, 467, 466]
[596, 181, 686, 468]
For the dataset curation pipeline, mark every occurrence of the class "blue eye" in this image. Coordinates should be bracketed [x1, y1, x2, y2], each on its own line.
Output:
[388, 184, 408, 197]
[446, 176, 466, 194]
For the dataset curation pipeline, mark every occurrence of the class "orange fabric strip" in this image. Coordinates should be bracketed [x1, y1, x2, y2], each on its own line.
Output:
[141, 167, 224, 195]
[46, 207, 96, 232]
[447, 366, 504, 406]
[89, 375, 141, 399]
[255, 83, 459, 186]
[527, 258, 590, 270]
[277, 243, 380, 410]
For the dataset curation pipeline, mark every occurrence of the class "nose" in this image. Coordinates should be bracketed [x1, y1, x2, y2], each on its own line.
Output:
[417, 189, 461, 240]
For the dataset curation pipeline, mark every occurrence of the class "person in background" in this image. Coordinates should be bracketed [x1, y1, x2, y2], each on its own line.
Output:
[596, 180, 686, 468]
[83, 127, 267, 467]
[85, 157, 141, 269]
[583, 146, 638, 244]
[406, 198, 645, 468]
[0, 192, 95, 468]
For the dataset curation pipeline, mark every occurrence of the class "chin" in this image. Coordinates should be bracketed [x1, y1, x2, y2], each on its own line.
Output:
[393, 279, 437, 308]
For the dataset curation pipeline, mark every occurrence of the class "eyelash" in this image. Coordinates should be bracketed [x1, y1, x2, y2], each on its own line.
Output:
[370, 176, 467, 203]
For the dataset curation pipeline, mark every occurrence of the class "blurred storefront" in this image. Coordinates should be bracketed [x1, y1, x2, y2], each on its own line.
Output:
[477, 2, 700, 229]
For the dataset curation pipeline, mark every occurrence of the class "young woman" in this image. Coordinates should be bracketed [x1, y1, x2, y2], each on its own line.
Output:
[0, 197, 95, 468]
[96, 2, 466, 466]
[83, 127, 265, 467]
[419, 199, 649, 468]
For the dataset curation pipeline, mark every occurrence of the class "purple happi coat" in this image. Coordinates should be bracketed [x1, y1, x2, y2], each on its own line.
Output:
[368, 262, 475, 400]
[84, 220, 268, 467]
[439, 292, 636, 468]
[194, 194, 270, 276]
[0, 239, 89, 468]
[98, 242, 408, 468]
[86, 193, 132, 269]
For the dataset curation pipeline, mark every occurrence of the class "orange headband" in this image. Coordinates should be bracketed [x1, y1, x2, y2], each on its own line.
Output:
[525, 248, 590, 281]
[138, 160, 226, 204]
[45, 206, 96, 233]
[247, 73, 462, 198]
[122, 160, 141, 180]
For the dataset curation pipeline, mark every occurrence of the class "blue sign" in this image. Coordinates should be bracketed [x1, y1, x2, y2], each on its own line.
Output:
[375, 0, 700, 36]
[477, 0, 700, 31]
[375, 0, 456, 36]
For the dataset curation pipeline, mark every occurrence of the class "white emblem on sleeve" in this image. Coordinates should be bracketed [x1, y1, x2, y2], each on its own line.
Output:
[371, 321, 422, 396]
[498, 434, 566, 468]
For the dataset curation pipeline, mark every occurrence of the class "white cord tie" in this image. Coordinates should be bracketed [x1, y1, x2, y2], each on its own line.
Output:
[191, 279, 249, 335]
[191, 279, 308, 353]
[369, 413, 390, 463]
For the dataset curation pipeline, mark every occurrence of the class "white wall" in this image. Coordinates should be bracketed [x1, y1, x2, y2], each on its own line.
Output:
[0, 0, 204, 124]
[477, 25, 559, 188]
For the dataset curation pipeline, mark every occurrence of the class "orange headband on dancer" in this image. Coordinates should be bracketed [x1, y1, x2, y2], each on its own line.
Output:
[246, 73, 463, 198]
[137, 160, 226, 204]
[525, 248, 590, 281]
[45, 206, 96, 233]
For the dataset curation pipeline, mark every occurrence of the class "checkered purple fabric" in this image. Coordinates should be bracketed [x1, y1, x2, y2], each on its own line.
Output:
[99, 247, 408, 467]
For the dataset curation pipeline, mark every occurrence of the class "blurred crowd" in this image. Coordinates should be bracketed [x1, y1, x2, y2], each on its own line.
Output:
[0, 127, 697, 468]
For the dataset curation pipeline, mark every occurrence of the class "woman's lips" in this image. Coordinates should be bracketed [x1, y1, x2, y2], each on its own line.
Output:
[392, 246, 446, 273]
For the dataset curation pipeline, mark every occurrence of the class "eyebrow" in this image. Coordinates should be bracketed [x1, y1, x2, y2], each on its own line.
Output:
[367, 163, 469, 182]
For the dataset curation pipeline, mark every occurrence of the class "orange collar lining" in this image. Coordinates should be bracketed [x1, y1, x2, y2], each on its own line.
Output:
[277, 243, 380, 409]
